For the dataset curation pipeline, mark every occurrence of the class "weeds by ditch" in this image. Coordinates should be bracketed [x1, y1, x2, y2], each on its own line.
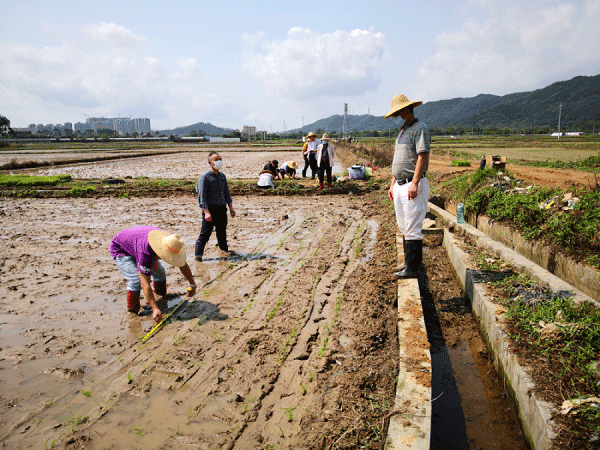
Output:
[438, 167, 600, 269]
[469, 246, 600, 448]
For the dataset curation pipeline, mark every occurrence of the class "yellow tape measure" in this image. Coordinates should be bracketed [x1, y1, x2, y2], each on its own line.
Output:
[140, 295, 190, 342]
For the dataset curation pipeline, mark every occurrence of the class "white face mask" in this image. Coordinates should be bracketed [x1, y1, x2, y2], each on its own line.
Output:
[212, 160, 223, 170]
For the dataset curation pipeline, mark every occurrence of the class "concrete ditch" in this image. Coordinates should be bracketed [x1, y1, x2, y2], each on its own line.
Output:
[441, 200, 600, 302]
[387, 203, 595, 449]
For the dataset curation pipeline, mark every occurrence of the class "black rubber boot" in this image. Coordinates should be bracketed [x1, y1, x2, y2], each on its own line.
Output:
[394, 240, 422, 279]
[397, 237, 407, 271]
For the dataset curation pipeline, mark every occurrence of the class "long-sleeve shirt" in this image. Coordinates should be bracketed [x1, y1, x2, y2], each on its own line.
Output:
[197, 170, 232, 209]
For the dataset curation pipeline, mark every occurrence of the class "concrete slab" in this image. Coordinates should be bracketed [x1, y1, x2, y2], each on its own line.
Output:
[386, 234, 432, 450]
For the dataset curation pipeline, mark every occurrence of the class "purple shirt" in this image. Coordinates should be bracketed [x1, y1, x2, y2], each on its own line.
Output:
[110, 226, 162, 275]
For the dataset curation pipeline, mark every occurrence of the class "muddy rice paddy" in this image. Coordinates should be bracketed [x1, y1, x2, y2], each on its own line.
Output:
[31, 149, 341, 180]
[3, 146, 571, 449]
[0, 187, 401, 449]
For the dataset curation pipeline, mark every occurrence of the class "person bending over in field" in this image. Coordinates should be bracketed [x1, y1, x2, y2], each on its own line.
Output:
[110, 227, 197, 323]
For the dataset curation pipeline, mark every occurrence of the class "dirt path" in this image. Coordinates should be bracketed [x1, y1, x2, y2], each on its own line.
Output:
[0, 193, 400, 449]
[426, 154, 599, 189]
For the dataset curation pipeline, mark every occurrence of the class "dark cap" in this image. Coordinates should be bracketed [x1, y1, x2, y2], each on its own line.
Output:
[272, 160, 279, 167]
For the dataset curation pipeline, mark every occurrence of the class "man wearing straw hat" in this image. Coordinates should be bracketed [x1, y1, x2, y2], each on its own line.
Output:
[384, 94, 430, 278]
[303, 132, 320, 179]
[110, 226, 197, 323]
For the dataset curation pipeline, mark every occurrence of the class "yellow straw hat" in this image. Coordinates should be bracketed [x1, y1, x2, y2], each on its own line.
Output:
[286, 160, 298, 170]
[306, 132, 317, 138]
[321, 133, 330, 140]
[384, 94, 423, 119]
[148, 230, 187, 267]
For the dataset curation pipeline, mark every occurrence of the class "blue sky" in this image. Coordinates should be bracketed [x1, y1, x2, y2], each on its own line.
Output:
[1, 0, 599, 131]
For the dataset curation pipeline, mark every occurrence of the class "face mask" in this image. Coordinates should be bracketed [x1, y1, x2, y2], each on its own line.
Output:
[212, 160, 223, 170]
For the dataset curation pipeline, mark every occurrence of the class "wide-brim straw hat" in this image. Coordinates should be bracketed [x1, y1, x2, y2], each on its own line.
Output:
[384, 94, 423, 119]
[321, 133, 330, 140]
[306, 132, 317, 138]
[259, 169, 273, 176]
[286, 160, 298, 170]
[148, 230, 187, 267]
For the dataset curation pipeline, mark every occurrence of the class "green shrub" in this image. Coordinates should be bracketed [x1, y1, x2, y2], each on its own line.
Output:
[69, 186, 96, 196]
[451, 160, 471, 167]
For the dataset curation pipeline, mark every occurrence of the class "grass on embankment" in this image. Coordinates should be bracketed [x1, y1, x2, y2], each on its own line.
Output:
[0, 174, 387, 199]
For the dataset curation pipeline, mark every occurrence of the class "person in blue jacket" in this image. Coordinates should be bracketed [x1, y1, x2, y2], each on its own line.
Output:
[195, 152, 236, 261]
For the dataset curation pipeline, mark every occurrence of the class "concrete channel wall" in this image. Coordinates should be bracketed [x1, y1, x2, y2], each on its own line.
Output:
[429, 202, 597, 449]
[386, 237, 431, 450]
[443, 200, 600, 302]
[442, 228, 556, 449]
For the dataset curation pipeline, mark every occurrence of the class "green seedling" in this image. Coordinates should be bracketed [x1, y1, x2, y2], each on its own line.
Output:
[133, 424, 144, 436]
[279, 425, 285, 437]
[69, 415, 89, 432]
[266, 294, 284, 321]
[244, 396, 255, 413]
[318, 337, 328, 358]
[81, 390, 92, 398]
[284, 406, 294, 422]
[300, 382, 306, 396]
[126, 370, 133, 381]
[308, 371, 315, 382]
[334, 292, 343, 317]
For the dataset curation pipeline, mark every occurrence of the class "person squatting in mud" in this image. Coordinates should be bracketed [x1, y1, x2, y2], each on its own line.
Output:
[278, 160, 298, 179]
[257, 169, 275, 188]
[303, 131, 320, 178]
[195, 152, 236, 262]
[384, 94, 430, 278]
[316, 133, 335, 190]
[263, 159, 281, 180]
[110, 226, 197, 323]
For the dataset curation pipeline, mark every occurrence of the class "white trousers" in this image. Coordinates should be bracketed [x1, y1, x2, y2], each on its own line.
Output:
[392, 177, 429, 240]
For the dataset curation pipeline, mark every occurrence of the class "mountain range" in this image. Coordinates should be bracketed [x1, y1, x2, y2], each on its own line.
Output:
[157, 74, 600, 135]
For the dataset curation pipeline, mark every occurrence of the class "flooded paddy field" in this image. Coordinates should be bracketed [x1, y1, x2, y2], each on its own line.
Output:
[32, 150, 316, 180]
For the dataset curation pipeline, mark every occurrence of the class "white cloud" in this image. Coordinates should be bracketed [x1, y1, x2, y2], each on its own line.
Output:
[175, 58, 201, 79]
[416, 0, 600, 100]
[243, 27, 387, 99]
[0, 22, 210, 128]
[80, 22, 147, 45]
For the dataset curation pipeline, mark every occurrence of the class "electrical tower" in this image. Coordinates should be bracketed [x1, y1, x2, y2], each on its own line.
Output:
[342, 103, 349, 140]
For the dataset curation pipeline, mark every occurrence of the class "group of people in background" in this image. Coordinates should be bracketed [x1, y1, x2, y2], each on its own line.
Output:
[259, 132, 335, 191]
[110, 92, 430, 325]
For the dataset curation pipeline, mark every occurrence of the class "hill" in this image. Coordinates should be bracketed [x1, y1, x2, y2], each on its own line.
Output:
[156, 121, 233, 136]
[291, 73, 600, 133]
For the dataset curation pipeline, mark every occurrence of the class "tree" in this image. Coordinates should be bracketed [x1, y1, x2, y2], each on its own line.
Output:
[1, 114, 13, 139]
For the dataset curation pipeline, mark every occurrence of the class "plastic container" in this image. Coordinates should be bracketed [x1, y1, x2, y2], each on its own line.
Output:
[456, 203, 465, 224]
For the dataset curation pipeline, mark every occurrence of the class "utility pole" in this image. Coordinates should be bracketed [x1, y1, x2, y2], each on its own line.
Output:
[342, 103, 349, 140]
[557, 103, 562, 140]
